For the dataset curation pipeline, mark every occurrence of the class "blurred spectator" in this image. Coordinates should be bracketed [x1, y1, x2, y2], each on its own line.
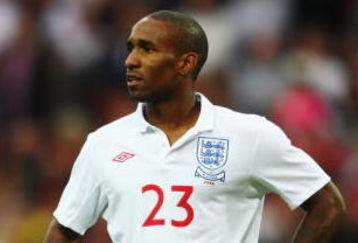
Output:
[270, 84, 349, 178]
[7, 206, 52, 243]
[3, 119, 45, 202]
[42, 0, 105, 70]
[230, 31, 287, 115]
[271, 85, 332, 138]
[178, 0, 291, 77]
[0, 119, 47, 242]
[0, 0, 19, 55]
[231, 0, 291, 43]
[0, 5, 39, 122]
[89, 88, 136, 126]
[339, 32, 358, 128]
[282, 28, 349, 106]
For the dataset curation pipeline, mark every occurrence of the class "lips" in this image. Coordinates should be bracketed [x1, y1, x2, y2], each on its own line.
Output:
[126, 73, 143, 87]
[126, 73, 143, 82]
[126, 75, 142, 82]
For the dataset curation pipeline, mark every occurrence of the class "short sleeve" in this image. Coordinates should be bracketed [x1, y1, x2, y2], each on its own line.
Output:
[252, 118, 331, 209]
[53, 135, 108, 235]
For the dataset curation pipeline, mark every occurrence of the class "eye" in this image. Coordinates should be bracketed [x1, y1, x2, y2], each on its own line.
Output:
[142, 45, 155, 53]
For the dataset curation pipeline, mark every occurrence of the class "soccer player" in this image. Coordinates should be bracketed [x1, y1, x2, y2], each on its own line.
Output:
[44, 10, 345, 243]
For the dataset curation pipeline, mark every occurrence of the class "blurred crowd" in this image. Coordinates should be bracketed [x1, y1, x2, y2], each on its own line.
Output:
[0, 0, 357, 242]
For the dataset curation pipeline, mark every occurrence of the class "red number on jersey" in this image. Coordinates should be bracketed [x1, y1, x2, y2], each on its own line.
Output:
[142, 184, 165, 226]
[141, 185, 194, 227]
[171, 185, 194, 227]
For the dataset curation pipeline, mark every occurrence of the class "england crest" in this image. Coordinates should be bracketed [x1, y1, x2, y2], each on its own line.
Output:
[195, 137, 229, 182]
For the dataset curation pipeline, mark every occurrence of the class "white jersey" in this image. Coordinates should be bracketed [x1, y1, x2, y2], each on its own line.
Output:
[54, 94, 330, 242]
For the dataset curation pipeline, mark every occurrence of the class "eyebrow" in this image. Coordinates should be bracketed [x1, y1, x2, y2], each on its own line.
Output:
[127, 39, 156, 50]
[139, 39, 155, 47]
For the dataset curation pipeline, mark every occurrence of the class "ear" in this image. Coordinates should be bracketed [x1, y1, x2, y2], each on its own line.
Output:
[177, 52, 199, 78]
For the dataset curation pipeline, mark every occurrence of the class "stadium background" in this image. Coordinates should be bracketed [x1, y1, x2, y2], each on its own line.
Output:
[0, 0, 357, 242]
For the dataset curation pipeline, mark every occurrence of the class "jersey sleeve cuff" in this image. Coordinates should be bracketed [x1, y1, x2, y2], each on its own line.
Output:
[287, 176, 331, 210]
[53, 210, 87, 236]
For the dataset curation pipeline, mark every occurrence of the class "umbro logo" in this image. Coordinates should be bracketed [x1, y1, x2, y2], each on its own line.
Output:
[112, 152, 135, 163]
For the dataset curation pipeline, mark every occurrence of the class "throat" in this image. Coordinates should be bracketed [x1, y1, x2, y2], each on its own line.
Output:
[165, 127, 193, 146]
[144, 96, 201, 145]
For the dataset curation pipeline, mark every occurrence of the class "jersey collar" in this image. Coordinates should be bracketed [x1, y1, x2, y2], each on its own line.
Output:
[134, 92, 215, 134]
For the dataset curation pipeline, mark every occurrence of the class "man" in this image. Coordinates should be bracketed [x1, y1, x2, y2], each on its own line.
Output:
[44, 10, 345, 242]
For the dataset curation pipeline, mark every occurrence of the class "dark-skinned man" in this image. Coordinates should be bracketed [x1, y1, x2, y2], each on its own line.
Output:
[44, 10, 345, 243]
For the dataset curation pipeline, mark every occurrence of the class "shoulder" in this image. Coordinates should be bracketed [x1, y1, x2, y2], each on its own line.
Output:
[212, 105, 287, 143]
[213, 104, 267, 130]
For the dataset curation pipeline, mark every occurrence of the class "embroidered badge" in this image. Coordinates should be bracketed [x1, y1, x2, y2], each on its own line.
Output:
[112, 152, 135, 163]
[195, 137, 229, 182]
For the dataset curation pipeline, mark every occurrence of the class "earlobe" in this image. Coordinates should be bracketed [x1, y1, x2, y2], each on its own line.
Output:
[178, 53, 198, 77]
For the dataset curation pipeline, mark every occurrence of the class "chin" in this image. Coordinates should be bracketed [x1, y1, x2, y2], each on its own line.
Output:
[128, 89, 172, 103]
[128, 92, 150, 102]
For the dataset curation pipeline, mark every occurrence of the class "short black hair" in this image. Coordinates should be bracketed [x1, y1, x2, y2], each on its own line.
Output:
[147, 10, 208, 80]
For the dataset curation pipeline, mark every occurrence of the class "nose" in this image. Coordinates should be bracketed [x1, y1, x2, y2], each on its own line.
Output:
[125, 49, 140, 70]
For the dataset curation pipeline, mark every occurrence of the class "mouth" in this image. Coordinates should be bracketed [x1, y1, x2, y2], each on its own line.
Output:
[126, 74, 143, 87]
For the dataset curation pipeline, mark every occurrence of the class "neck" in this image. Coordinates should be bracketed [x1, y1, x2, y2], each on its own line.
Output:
[144, 91, 199, 130]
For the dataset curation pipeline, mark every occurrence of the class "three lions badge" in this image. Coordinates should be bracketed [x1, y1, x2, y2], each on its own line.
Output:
[195, 137, 229, 182]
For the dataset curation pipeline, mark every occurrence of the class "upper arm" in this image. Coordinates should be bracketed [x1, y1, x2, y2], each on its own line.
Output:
[292, 182, 346, 242]
[300, 182, 346, 214]
[44, 218, 81, 242]
[53, 136, 108, 234]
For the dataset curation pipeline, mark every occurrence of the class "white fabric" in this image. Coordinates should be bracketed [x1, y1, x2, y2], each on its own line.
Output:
[54, 94, 330, 242]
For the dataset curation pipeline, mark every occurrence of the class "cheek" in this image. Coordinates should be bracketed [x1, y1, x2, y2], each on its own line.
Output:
[147, 57, 177, 77]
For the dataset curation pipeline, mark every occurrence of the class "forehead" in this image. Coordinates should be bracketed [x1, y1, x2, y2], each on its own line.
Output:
[128, 18, 176, 46]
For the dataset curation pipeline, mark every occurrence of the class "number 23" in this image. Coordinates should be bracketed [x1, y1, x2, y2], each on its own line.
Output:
[142, 184, 194, 227]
